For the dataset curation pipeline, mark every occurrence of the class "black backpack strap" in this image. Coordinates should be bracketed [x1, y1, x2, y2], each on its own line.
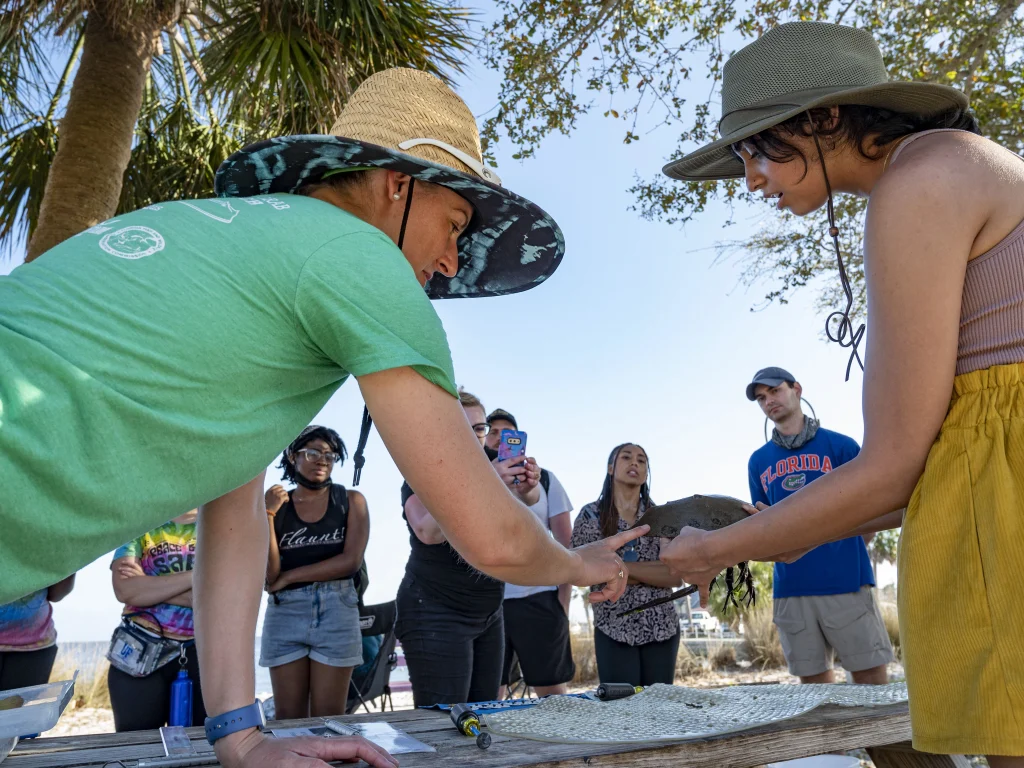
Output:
[333, 485, 365, 594]
[540, 468, 551, 495]
[331, 483, 350, 512]
[354, 559, 369, 607]
[352, 407, 373, 486]
[331, 484, 350, 534]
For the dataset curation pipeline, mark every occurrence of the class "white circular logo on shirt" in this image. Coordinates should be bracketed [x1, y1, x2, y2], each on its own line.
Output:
[99, 226, 165, 259]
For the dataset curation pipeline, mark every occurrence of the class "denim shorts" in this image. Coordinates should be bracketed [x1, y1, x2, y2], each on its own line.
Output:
[259, 579, 362, 669]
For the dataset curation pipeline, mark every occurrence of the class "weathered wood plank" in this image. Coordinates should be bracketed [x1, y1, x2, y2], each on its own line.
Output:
[8, 703, 916, 768]
[386, 703, 915, 768]
[10, 708, 440, 754]
[868, 743, 973, 768]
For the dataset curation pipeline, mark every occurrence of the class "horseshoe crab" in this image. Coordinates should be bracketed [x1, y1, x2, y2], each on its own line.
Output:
[619, 495, 756, 616]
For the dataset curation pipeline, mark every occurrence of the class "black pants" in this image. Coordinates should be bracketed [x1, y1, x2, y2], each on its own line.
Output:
[396, 579, 504, 708]
[593, 628, 680, 687]
[501, 590, 575, 687]
[0, 646, 58, 691]
[108, 642, 206, 731]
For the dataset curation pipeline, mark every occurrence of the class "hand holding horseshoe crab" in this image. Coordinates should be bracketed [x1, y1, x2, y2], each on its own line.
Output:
[620, 495, 759, 615]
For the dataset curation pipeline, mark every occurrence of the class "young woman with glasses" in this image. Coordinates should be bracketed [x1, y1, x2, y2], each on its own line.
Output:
[260, 426, 368, 719]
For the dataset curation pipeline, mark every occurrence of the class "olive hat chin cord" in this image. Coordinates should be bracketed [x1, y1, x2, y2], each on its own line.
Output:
[807, 111, 866, 381]
[352, 178, 417, 487]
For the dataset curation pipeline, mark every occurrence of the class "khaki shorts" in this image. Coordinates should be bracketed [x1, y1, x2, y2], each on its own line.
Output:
[773, 585, 893, 678]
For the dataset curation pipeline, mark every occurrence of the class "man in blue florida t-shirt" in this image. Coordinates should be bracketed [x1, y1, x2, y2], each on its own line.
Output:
[746, 367, 893, 685]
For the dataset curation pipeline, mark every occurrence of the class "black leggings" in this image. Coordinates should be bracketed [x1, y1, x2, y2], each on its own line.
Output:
[395, 580, 504, 708]
[0, 646, 58, 691]
[593, 628, 680, 687]
[108, 642, 206, 731]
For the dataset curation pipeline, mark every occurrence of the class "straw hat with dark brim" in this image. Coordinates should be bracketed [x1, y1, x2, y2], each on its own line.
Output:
[214, 68, 563, 300]
[663, 22, 969, 182]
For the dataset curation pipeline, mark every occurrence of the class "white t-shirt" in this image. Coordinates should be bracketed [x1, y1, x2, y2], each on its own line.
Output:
[504, 470, 574, 600]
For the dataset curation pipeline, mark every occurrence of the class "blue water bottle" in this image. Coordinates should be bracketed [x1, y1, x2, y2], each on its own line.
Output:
[168, 644, 193, 727]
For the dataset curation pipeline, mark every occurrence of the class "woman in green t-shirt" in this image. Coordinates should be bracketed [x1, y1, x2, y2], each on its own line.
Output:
[0, 68, 645, 768]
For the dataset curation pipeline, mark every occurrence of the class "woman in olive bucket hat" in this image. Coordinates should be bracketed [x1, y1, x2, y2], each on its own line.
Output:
[659, 21, 1024, 761]
[0, 68, 646, 768]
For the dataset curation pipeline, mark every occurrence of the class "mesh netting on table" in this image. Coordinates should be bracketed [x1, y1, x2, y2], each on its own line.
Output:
[483, 682, 908, 744]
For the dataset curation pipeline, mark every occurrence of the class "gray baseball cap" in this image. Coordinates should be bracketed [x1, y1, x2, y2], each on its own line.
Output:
[486, 408, 518, 429]
[745, 367, 796, 401]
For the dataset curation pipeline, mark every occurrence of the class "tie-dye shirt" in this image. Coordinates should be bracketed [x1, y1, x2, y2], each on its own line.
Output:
[112, 520, 197, 640]
[0, 590, 56, 652]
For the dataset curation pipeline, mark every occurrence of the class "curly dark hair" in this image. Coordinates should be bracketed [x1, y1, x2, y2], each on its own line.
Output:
[732, 105, 980, 180]
[597, 443, 652, 539]
[277, 425, 347, 483]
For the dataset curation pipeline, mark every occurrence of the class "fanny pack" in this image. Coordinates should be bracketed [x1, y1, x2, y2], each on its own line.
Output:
[106, 611, 187, 678]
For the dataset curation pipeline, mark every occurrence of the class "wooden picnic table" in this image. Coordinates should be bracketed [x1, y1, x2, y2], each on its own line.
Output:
[6, 700, 970, 768]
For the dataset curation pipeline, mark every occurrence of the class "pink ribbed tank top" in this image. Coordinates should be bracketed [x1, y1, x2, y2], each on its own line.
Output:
[888, 129, 1024, 375]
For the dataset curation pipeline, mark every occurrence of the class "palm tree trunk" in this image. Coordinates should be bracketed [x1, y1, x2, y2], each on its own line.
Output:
[26, 11, 163, 261]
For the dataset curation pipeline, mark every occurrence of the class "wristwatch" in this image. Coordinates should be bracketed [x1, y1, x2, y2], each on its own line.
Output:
[205, 701, 267, 745]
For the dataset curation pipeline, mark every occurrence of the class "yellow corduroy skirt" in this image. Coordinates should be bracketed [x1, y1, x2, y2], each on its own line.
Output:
[900, 362, 1024, 755]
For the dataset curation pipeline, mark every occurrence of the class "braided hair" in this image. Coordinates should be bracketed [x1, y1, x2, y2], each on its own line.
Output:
[597, 443, 652, 539]
[278, 425, 347, 483]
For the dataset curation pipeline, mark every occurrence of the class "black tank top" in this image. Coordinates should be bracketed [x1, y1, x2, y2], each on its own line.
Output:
[400, 482, 503, 616]
[273, 484, 349, 590]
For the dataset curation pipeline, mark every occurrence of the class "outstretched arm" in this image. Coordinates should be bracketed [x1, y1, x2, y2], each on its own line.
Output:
[358, 367, 645, 602]
[194, 474, 267, 767]
[662, 158, 972, 602]
[194, 475, 395, 768]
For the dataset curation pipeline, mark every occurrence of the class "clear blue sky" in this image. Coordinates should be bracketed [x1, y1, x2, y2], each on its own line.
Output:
[1, 12, 883, 642]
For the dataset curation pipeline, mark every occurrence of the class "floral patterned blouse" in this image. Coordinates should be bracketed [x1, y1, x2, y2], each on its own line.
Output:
[571, 501, 680, 646]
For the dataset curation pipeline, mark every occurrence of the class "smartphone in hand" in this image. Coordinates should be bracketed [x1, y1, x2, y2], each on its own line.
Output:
[497, 429, 528, 461]
[497, 429, 528, 484]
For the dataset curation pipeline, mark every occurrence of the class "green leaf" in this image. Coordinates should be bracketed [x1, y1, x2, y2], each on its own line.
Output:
[483, 0, 1024, 316]
[0, 0, 475, 258]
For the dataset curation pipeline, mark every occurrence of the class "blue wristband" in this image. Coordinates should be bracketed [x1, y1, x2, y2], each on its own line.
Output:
[205, 701, 267, 745]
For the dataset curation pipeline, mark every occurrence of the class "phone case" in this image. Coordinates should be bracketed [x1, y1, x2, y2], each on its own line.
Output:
[497, 429, 527, 461]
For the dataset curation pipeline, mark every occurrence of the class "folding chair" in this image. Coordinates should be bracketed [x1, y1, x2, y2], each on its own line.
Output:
[503, 651, 534, 700]
[346, 601, 398, 715]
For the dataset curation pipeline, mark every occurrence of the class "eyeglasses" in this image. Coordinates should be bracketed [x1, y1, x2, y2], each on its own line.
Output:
[472, 423, 490, 437]
[296, 448, 341, 464]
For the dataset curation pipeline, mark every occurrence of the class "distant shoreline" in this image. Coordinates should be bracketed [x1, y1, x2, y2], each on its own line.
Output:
[52, 639, 275, 696]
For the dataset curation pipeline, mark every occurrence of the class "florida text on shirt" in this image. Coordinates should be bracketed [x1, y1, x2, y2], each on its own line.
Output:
[760, 453, 836, 494]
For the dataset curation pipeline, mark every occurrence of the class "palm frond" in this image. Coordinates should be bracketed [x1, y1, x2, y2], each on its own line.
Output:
[0, 3, 58, 128]
[119, 98, 241, 211]
[0, 15, 84, 258]
[200, 0, 474, 138]
[0, 115, 58, 260]
[1, 0, 475, 259]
